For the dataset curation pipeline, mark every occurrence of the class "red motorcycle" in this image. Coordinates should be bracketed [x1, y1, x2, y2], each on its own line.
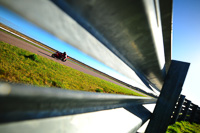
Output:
[51, 51, 69, 62]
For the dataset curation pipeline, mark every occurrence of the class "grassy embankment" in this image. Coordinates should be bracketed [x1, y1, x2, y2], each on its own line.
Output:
[167, 121, 200, 133]
[0, 41, 145, 96]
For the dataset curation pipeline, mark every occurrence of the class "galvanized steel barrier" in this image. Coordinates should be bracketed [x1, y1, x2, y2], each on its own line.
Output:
[170, 95, 200, 124]
[1, 0, 192, 133]
[0, 82, 156, 132]
[0, 82, 156, 123]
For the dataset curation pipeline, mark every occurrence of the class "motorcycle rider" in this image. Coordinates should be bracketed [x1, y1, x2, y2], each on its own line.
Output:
[63, 52, 66, 57]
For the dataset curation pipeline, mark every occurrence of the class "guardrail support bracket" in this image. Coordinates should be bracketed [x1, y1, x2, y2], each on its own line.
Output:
[145, 60, 190, 133]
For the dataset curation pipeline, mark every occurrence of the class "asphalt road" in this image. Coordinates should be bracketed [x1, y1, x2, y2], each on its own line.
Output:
[0, 30, 145, 95]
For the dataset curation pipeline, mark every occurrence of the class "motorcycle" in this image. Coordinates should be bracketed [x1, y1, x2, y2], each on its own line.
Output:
[51, 51, 69, 62]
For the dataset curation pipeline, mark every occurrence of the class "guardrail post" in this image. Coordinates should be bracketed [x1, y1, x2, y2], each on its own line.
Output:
[196, 107, 200, 124]
[170, 95, 185, 124]
[181, 99, 191, 121]
[145, 60, 190, 133]
[190, 104, 198, 123]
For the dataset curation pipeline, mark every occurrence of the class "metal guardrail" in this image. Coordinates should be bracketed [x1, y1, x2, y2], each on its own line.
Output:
[51, 0, 172, 91]
[0, 0, 174, 132]
[0, 0, 173, 92]
[170, 95, 200, 124]
[0, 82, 156, 123]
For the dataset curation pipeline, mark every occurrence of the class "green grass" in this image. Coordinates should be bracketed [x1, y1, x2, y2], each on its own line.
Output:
[0, 41, 145, 96]
[167, 121, 200, 133]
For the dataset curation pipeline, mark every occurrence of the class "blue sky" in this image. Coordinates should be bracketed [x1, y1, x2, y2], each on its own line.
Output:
[172, 0, 200, 105]
[0, 1, 200, 105]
